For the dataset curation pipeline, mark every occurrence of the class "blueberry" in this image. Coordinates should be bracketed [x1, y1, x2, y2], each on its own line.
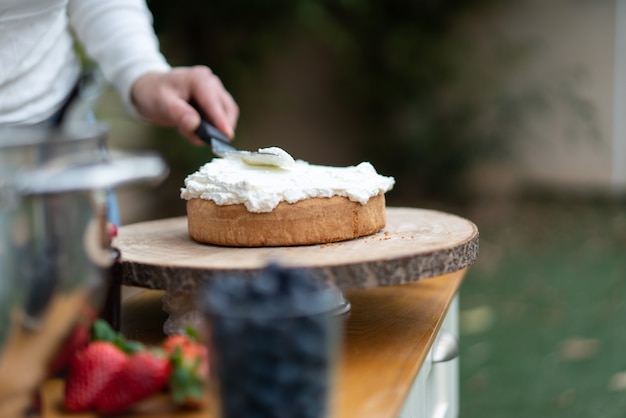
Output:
[202, 262, 336, 418]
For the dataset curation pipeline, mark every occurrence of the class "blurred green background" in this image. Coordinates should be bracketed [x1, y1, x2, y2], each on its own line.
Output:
[98, 0, 626, 416]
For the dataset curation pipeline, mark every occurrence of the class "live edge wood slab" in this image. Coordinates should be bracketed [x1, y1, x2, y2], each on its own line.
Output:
[114, 207, 478, 291]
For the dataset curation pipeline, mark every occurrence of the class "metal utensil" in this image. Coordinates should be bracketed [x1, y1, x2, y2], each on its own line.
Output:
[193, 117, 240, 157]
[189, 101, 279, 159]
[0, 124, 168, 417]
[193, 118, 298, 168]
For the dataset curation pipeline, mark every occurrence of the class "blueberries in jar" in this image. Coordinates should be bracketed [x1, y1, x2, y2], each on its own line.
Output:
[201, 262, 340, 418]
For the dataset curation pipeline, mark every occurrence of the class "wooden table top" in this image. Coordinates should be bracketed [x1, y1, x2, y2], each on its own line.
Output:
[115, 207, 478, 291]
[41, 269, 466, 418]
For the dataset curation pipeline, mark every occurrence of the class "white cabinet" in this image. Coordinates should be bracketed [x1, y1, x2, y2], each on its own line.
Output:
[398, 296, 459, 418]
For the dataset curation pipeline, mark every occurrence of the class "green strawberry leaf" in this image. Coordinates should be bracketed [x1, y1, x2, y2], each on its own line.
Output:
[168, 346, 204, 405]
[122, 339, 146, 354]
[183, 325, 200, 342]
[91, 319, 118, 342]
[91, 319, 145, 355]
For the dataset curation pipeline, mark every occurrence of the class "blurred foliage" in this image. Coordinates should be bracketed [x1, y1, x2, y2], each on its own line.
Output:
[145, 0, 594, 204]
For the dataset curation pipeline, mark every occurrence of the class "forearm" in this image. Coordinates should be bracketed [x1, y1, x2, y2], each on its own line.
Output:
[67, 0, 171, 114]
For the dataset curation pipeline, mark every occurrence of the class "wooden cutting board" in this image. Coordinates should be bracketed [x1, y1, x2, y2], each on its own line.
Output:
[115, 207, 478, 291]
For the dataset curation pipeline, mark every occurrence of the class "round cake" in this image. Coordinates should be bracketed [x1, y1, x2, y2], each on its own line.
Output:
[180, 148, 395, 247]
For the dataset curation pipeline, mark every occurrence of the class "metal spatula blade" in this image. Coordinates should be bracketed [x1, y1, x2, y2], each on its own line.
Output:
[193, 119, 237, 157]
[194, 119, 282, 163]
[190, 101, 296, 168]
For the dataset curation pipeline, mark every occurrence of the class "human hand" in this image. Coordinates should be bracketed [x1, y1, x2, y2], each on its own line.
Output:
[130, 66, 239, 145]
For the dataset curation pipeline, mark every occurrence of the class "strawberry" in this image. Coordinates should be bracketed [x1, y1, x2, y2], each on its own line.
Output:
[164, 332, 209, 408]
[49, 305, 99, 376]
[94, 349, 172, 414]
[162, 334, 193, 353]
[64, 341, 127, 412]
[49, 321, 91, 376]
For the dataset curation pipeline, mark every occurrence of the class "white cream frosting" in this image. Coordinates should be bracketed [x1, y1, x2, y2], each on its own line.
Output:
[238, 147, 296, 168]
[180, 149, 395, 213]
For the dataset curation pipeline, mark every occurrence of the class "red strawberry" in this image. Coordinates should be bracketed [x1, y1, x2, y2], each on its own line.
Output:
[163, 331, 208, 377]
[64, 341, 127, 412]
[49, 321, 90, 376]
[94, 349, 172, 414]
[162, 334, 192, 353]
[164, 333, 209, 408]
[49, 305, 99, 376]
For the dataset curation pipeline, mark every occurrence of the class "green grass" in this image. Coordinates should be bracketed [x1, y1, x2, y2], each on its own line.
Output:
[458, 197, 626, 417]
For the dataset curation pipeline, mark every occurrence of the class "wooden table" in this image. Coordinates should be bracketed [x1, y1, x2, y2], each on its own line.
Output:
[42, 207, 478, 417]
[42, 269, 466, 418]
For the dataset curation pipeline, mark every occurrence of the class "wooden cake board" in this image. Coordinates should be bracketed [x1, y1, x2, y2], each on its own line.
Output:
[112, 207, 478, 334]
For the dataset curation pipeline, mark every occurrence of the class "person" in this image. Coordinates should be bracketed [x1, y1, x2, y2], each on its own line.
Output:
[1, 0, 240, 225]
[0, 0, 239, 144]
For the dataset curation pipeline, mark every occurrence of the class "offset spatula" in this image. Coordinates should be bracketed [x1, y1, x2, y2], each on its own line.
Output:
[193, 117, 287, 165]
[193, 117, 239, 157]
[191, 102, 293, 167]
[189, 101, 273, 155]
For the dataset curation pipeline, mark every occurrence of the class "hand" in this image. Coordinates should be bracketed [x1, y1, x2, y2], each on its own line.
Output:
[130, 66, 239, 145]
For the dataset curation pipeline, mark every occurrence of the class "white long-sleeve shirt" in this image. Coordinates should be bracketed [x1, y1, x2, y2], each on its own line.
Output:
[0, 0, 171, 125]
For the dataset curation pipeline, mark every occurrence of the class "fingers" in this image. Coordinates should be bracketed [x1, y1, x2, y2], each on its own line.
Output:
[189, 66, 238, 139]
[170, 99, 204, 145]
[130, 66, 240, 145]
[164, 103, 201, 145]
[220, 90, 239, 134]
